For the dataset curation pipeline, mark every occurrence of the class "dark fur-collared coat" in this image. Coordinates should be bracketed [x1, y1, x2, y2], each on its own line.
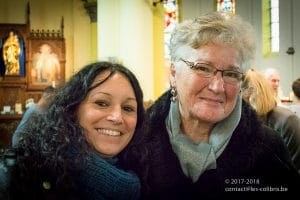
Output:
[129, 91, 300, 199]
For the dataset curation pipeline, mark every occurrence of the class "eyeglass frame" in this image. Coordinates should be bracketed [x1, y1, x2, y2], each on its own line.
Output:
[179, 58, 244, 84]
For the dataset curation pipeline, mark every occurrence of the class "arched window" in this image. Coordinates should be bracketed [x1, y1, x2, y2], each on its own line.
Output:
[262, 0, 279, 56]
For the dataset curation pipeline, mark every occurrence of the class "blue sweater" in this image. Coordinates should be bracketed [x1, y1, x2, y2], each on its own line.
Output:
[78, 152, 141, 200]
[12, 103, 40, 146]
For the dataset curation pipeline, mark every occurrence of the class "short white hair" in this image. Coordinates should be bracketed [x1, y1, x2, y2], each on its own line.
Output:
[263, 68, 280, 80]
[169, 12, 256, 72]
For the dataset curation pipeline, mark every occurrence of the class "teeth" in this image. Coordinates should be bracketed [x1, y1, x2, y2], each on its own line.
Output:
[97, 129, 121, 136]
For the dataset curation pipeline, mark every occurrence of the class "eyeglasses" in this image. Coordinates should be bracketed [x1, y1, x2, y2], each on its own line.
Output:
[180, 58, 244, 84]
[242, 86, 254, 92]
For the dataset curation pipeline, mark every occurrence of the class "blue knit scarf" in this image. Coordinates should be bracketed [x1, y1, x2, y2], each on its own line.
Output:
[78, 152, 141, 200]
[166, 96, 242, 182]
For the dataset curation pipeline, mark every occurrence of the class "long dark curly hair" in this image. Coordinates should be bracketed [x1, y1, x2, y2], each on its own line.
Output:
[9, 61, 144, 199]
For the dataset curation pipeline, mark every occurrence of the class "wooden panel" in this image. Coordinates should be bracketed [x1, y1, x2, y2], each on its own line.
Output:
[0, 76, 27, 111]
[0, 115, 21, 150]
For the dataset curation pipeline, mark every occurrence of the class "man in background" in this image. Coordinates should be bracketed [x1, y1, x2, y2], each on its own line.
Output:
[12, 86, 57, 146]
[263, 67, 287, 105]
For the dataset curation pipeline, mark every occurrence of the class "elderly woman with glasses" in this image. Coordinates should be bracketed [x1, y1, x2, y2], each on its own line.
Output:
[124, 12, 300, 199]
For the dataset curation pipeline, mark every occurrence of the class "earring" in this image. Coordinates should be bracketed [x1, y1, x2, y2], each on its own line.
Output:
[170, 86, 177, 102]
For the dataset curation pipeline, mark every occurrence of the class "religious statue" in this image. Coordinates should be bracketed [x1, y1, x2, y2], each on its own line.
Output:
[32, 44, 60, 85]
[2, 31, 21, 75]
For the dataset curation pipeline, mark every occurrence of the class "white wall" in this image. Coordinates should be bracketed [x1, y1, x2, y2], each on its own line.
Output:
[291, 0, 300, 86]
[181, 0, 214, 20]
[0, 0, 28, 23]
[98, 0, 154, 100]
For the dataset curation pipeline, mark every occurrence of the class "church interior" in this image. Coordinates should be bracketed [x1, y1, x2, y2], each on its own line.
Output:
[0, 0, 299, 150]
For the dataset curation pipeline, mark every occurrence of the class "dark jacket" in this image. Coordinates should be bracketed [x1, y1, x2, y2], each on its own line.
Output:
[0, 149, 15, 200]
[0, 148, 80, 200]
[133, 91, 300, 199]
[0, 149, 140, 200]
[265, 106, 300, 173]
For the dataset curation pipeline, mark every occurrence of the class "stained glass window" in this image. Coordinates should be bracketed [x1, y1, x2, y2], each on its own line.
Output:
[217, 0, 235, 17]
[164, 0, 179, 59]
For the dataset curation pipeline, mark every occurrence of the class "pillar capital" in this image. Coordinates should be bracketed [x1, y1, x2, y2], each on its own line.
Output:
[83, 1, 97, 23]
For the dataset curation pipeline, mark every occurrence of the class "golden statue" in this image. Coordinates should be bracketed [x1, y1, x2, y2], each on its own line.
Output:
[2, 31, 21, 75]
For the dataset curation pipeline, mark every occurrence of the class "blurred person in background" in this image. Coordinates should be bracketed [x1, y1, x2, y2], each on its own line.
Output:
[242, 69, 300, 175]
[263, 67, 288, 105]
[12, 86, 57, 146]
[288, 78, 300, 117]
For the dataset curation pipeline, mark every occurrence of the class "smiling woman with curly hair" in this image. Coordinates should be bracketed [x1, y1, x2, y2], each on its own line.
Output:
[0, 61, 145, 200]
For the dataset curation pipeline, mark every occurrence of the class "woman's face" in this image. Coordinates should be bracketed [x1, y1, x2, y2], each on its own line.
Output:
[242, 85, 253, 103]
[171, 44, 242, 125]
[77, 71, 138, 158]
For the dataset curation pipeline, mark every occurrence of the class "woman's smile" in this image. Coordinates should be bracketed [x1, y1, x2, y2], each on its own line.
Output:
[96, 128, 121, 136]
